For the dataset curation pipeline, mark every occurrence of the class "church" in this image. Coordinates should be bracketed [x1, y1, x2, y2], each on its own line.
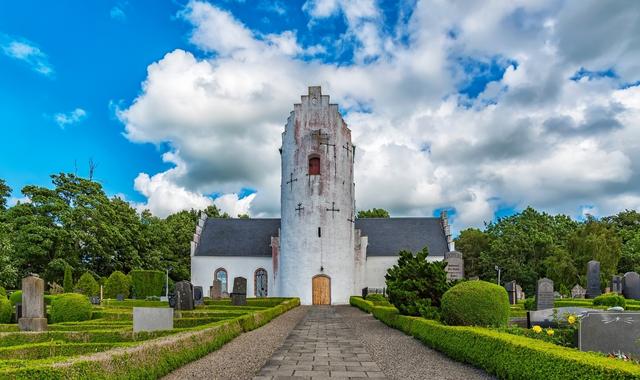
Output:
[191, 87, 461, 305]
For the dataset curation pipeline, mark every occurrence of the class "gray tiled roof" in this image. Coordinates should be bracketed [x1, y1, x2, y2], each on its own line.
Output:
[355, 218, 448, 257]
[194, 217, 448, 257]
[195, 218, 279, 257]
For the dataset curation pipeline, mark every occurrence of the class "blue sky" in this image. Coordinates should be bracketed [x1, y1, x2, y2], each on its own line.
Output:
[2, 1, 640, 230]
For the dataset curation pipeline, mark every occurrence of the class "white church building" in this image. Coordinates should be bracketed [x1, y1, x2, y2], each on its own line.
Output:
[191, 87, 459, 305]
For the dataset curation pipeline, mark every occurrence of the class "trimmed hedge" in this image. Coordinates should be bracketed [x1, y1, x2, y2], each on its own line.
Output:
[0, 342, 124, 360]
[9, 291, 21, 306]
[593, 293, 626, 308]
[0, 298, 11, 324]
[441, 281, 510, 327]
[129, 270, 164, 299]
[350, 297, 640, 379]
[50, 294, 92, 323]
[350, 296, 374, 313]
[75, 273, 99, 297]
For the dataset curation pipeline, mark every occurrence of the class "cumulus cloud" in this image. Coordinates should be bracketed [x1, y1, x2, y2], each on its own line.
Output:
[0, 34, 54, 76]
[118, 0, 640, 229]
[53, 108, 87, 128]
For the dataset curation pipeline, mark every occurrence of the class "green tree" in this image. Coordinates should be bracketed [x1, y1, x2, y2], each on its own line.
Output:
[357, 208, 390, 218]
[63, 265, 73, 293]
[455, 228, 489, 278]
[0, 179, 11, 210]
[238, 213, 250, 219]
[543, 247, 578, 291]
[75, 272, 99, 296]
[568, 218, 622, 283]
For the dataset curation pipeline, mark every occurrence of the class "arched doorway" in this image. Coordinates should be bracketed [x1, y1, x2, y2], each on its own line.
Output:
[255, 268, 268, 297]
[312, 275, 331, 305]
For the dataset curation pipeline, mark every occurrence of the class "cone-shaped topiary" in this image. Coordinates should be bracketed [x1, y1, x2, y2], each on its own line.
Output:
[104, 271, 131, 299]
[63, 265, 73, 293]
[75, 272, 99, 297]
[0, 297, 11, 323]
[441, 280, 510, 327]
[50, 293, 92, 323]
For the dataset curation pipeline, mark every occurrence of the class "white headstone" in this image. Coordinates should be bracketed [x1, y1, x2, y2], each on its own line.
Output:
[133, 307, 173, 333]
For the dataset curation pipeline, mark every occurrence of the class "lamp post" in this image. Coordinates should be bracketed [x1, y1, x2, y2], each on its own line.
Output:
[165, 266, 173, 299]
[495, 265, 502, 285]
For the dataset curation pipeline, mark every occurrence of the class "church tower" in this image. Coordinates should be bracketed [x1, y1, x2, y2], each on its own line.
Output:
[279, 87, 357, 305]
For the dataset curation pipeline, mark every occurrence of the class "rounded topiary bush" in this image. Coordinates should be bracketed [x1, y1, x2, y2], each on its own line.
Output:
[104, 271, 131, 299]
[9, 291, 21, 305]
[75, 272, 99, 297]
[441, 280, 510, 327]
[593, 293, 626, 308]
[50, 293, 92, 323]
[0, 297, 11, 323]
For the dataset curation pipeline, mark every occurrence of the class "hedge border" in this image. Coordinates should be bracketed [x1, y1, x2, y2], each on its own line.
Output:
[0, 298, 299, 379]
[350, 296, 640, 380]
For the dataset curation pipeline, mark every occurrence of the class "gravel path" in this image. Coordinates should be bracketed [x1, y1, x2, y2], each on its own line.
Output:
[340, 305, 494, 380]
[162, 306, 308, 380]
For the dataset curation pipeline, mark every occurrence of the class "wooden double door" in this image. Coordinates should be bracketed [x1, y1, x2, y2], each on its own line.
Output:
[312, 275, 331, 305]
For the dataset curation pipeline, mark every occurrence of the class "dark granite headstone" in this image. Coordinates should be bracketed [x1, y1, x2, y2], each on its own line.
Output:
[193, 286, 204, 306]
[116, 294, 125, 301]
[623, 272, 640, 300]
[505, 281, 519, 305]
[536, 278, 554, 310]
[586, 260, 602, 299]
[89, 296, 101, 305]
[579, 312, 640, 358]
[168, 294, 176, 308]
[209, 279, 222, 299]
[444, 251, 464, 281]
[174, 281, 194, 310]
[611, 275, 623, 294]
[15, 303, 22, 320]
[231, 277, 247, 306]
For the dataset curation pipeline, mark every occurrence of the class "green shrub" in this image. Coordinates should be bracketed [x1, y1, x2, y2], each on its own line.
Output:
[0, 286, 6, 298]
[350, 296, 374, 313]
[524, 297, 536, 311]
[441, 280, 510, 327]
[593, 293, 626, 308]
[104, 271, 131, 299]
[9, 291, 21, 305]
[0, 297, 11, 323]
[63, 265, 73, 293]
[129, 270, 164, 299]
[50, 293, 92, 323]
[75, 272, 99, 297]
[385, 247, 449, 317]
[365, 294, 391, 306]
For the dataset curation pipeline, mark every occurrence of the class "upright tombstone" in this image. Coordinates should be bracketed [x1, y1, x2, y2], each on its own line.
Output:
[536, 278, 554, 310]
[193, 286, 204, 306]
[231, 277, 247, 306]
[516, 284, 525, 301]
[586, 260, 602, 299]
[505, 281, 519, 305]
[209, 279, 222, 299]
[444, 251, 464, 281]
[623, 272, 640, 300]
[571, 284, 586, 299]
[611, 275, 623, 294]
[18, 275, 47, 331]
[133, 307, 174, 333]
[174, 281, 194, 310]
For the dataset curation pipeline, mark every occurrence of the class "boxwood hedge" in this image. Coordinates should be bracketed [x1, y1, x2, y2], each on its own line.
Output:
[0, 298, 11, 324]
[440, 280, 510, 327]
[50, 294, 92, 323]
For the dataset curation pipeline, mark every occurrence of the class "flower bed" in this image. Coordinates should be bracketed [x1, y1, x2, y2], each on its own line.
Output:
[351, 296, 640, 379]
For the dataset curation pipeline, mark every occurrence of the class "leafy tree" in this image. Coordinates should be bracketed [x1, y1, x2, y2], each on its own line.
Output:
[357, 208, 390, 218]
[63, 265, 73, 293]
[385, 247, 449, 317]
[0, 179, 11, 210]
[455, 228, 489, 278]
[238, 213, 250, 219]
[204, 205, 229, 218]
[568, 218, 621, 284]
[543, 247, 578, 291]
[75, 272, 99, 297]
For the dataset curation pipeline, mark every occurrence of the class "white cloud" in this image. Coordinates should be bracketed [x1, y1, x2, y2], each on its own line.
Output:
[1, 35, 54, 76]
[110, 6, 127, 22]
[53, 108, 87, 128]
[214, 193, 257, 217]
[118, 0, 640, 229]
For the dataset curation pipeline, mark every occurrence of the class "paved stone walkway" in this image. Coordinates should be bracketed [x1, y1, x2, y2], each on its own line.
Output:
[254, 306, 384, 379]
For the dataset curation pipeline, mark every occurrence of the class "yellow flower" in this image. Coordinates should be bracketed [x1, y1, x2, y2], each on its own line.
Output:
[532, 325, 542, 333]
[567, 315, 576, 325]
[546, 328, 555, 336]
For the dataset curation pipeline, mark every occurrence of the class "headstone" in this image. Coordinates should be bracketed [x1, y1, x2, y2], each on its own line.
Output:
[579, 312, 640, 358]
[18, 275, 47, 331]
[210, 279, 222, 299]
[193, 286, 204, 306]
[586, 260, 602, 298]
[89, 296, 101, 305]
[15, 303, 22, 320]
[612, 275, 623, 294]
[174, 281, 194, 310]
[444, 251, 464, 281]
[536, 278, 554, 310]
[553, 291, 562, 299]
[516, 284, 525, 301]
[571, 284, 586, 298]
[505, 281, 519, 305]
[133, 307, 174, 332]
[528, 306, 598, 328]
[231, 277, 247, 306]
[116, 294, 125, 301]
[168, 294, 176, 308]
[622, 272, 640, 300]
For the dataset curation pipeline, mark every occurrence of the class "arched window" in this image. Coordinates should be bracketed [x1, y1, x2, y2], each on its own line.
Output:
[214, 268, 228, 294]
[309, 156, 320, 175]
[255, 268, 268, 297]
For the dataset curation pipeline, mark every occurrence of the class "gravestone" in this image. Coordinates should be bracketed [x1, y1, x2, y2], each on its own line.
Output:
[89, 296, 101, 305]
[579, 312, 640, 358]
[612, 275, 623, 294]
[133, 307, 174, 332]
[623, 272, 640, 300]
[116, 294, 125, 301]
[174, 281, 194, 310]
[505, 281, 519, 305]
[15, 303, 22, 320]
[516, 284, 525, 301]
[586, 260, 602, 298]
[193, 286, 204, 306]
[444, 251, 464, 281]
[210, 279, 222, 299]
[231, 277, 247, 306]
[571, 284, 586, 298]
[536, 278, 554, 310]
[18, 275, 47, 331]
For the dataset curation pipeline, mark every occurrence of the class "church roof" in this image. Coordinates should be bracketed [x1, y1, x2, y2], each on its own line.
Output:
[194, 218, 279, 257]
[194, 217, 448, 258]
[355, 217, 449, 257]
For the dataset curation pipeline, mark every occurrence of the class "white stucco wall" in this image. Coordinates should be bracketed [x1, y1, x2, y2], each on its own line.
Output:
[191, 256, 273, 297]
[365, 255, 445, 289]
